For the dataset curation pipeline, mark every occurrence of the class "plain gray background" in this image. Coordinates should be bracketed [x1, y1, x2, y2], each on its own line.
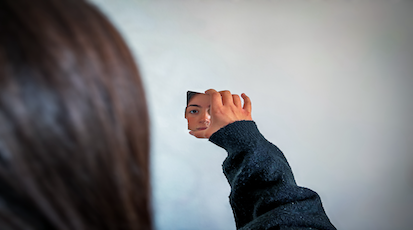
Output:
[90, 1, 413, 229]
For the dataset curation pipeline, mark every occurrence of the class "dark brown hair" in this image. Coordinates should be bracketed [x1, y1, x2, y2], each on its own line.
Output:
[185, 91, 201, 116]
[0, 0, 152, 229]
[186, 91, 201, 106]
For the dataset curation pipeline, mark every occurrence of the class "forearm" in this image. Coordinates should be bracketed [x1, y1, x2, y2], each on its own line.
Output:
[210, 121, 336, 230]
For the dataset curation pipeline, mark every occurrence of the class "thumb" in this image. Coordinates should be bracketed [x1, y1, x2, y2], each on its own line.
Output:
[189, 130, 207, 139]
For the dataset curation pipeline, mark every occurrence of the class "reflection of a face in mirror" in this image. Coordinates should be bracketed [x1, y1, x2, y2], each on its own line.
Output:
[185, 92, 211, 134]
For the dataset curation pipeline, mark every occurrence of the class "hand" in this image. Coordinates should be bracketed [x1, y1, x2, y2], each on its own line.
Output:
[189, 89, 252, 138]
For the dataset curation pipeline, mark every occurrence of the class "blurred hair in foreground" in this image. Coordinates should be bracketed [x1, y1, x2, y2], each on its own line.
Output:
[0, 0, 152, 229]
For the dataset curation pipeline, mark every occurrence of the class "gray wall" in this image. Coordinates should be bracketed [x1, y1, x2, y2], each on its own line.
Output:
[90, 1, 413, 229]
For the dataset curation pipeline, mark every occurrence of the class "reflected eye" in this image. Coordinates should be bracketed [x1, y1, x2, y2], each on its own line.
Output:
[189, 110, 198, 114]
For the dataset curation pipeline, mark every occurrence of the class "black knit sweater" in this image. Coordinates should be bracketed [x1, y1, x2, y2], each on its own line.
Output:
[209, 121, 336, 230]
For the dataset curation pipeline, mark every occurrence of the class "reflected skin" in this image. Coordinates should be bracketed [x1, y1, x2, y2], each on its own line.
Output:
[185, 94, 211, 137]
[186, 89, 252, 139]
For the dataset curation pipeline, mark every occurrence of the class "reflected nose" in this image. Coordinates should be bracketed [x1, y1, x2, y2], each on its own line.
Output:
[199, 111, 211, 125]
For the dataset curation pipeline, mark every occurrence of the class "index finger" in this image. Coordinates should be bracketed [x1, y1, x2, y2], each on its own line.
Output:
[205, 89, 223, 108]
[205, 89, 218, 95]
[210, 91, 223, 108]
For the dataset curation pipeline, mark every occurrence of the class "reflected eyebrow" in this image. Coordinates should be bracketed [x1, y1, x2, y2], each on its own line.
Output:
[187, 104, 201, 108]
[187, 104, 210, 109]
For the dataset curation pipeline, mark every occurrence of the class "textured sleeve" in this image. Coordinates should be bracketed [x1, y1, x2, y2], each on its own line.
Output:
[209, 121, 336, 230]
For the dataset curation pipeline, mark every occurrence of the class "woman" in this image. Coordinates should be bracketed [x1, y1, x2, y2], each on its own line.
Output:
[0, 0, 335, 229]
[0, 0, 152, 229]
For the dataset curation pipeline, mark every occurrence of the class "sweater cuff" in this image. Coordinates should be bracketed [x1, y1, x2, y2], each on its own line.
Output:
[209, 120, 266, 153]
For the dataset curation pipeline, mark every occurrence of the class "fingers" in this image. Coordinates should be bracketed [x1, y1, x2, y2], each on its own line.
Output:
[205, 89, 218, 95]
[205, 89, 250, 110]
[241, 93, 251, 112]
[210, 91, 223, 108]
[219, 90, 232, 105]
[233, 94, 241, 107]
[205, 89, 222, 108]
